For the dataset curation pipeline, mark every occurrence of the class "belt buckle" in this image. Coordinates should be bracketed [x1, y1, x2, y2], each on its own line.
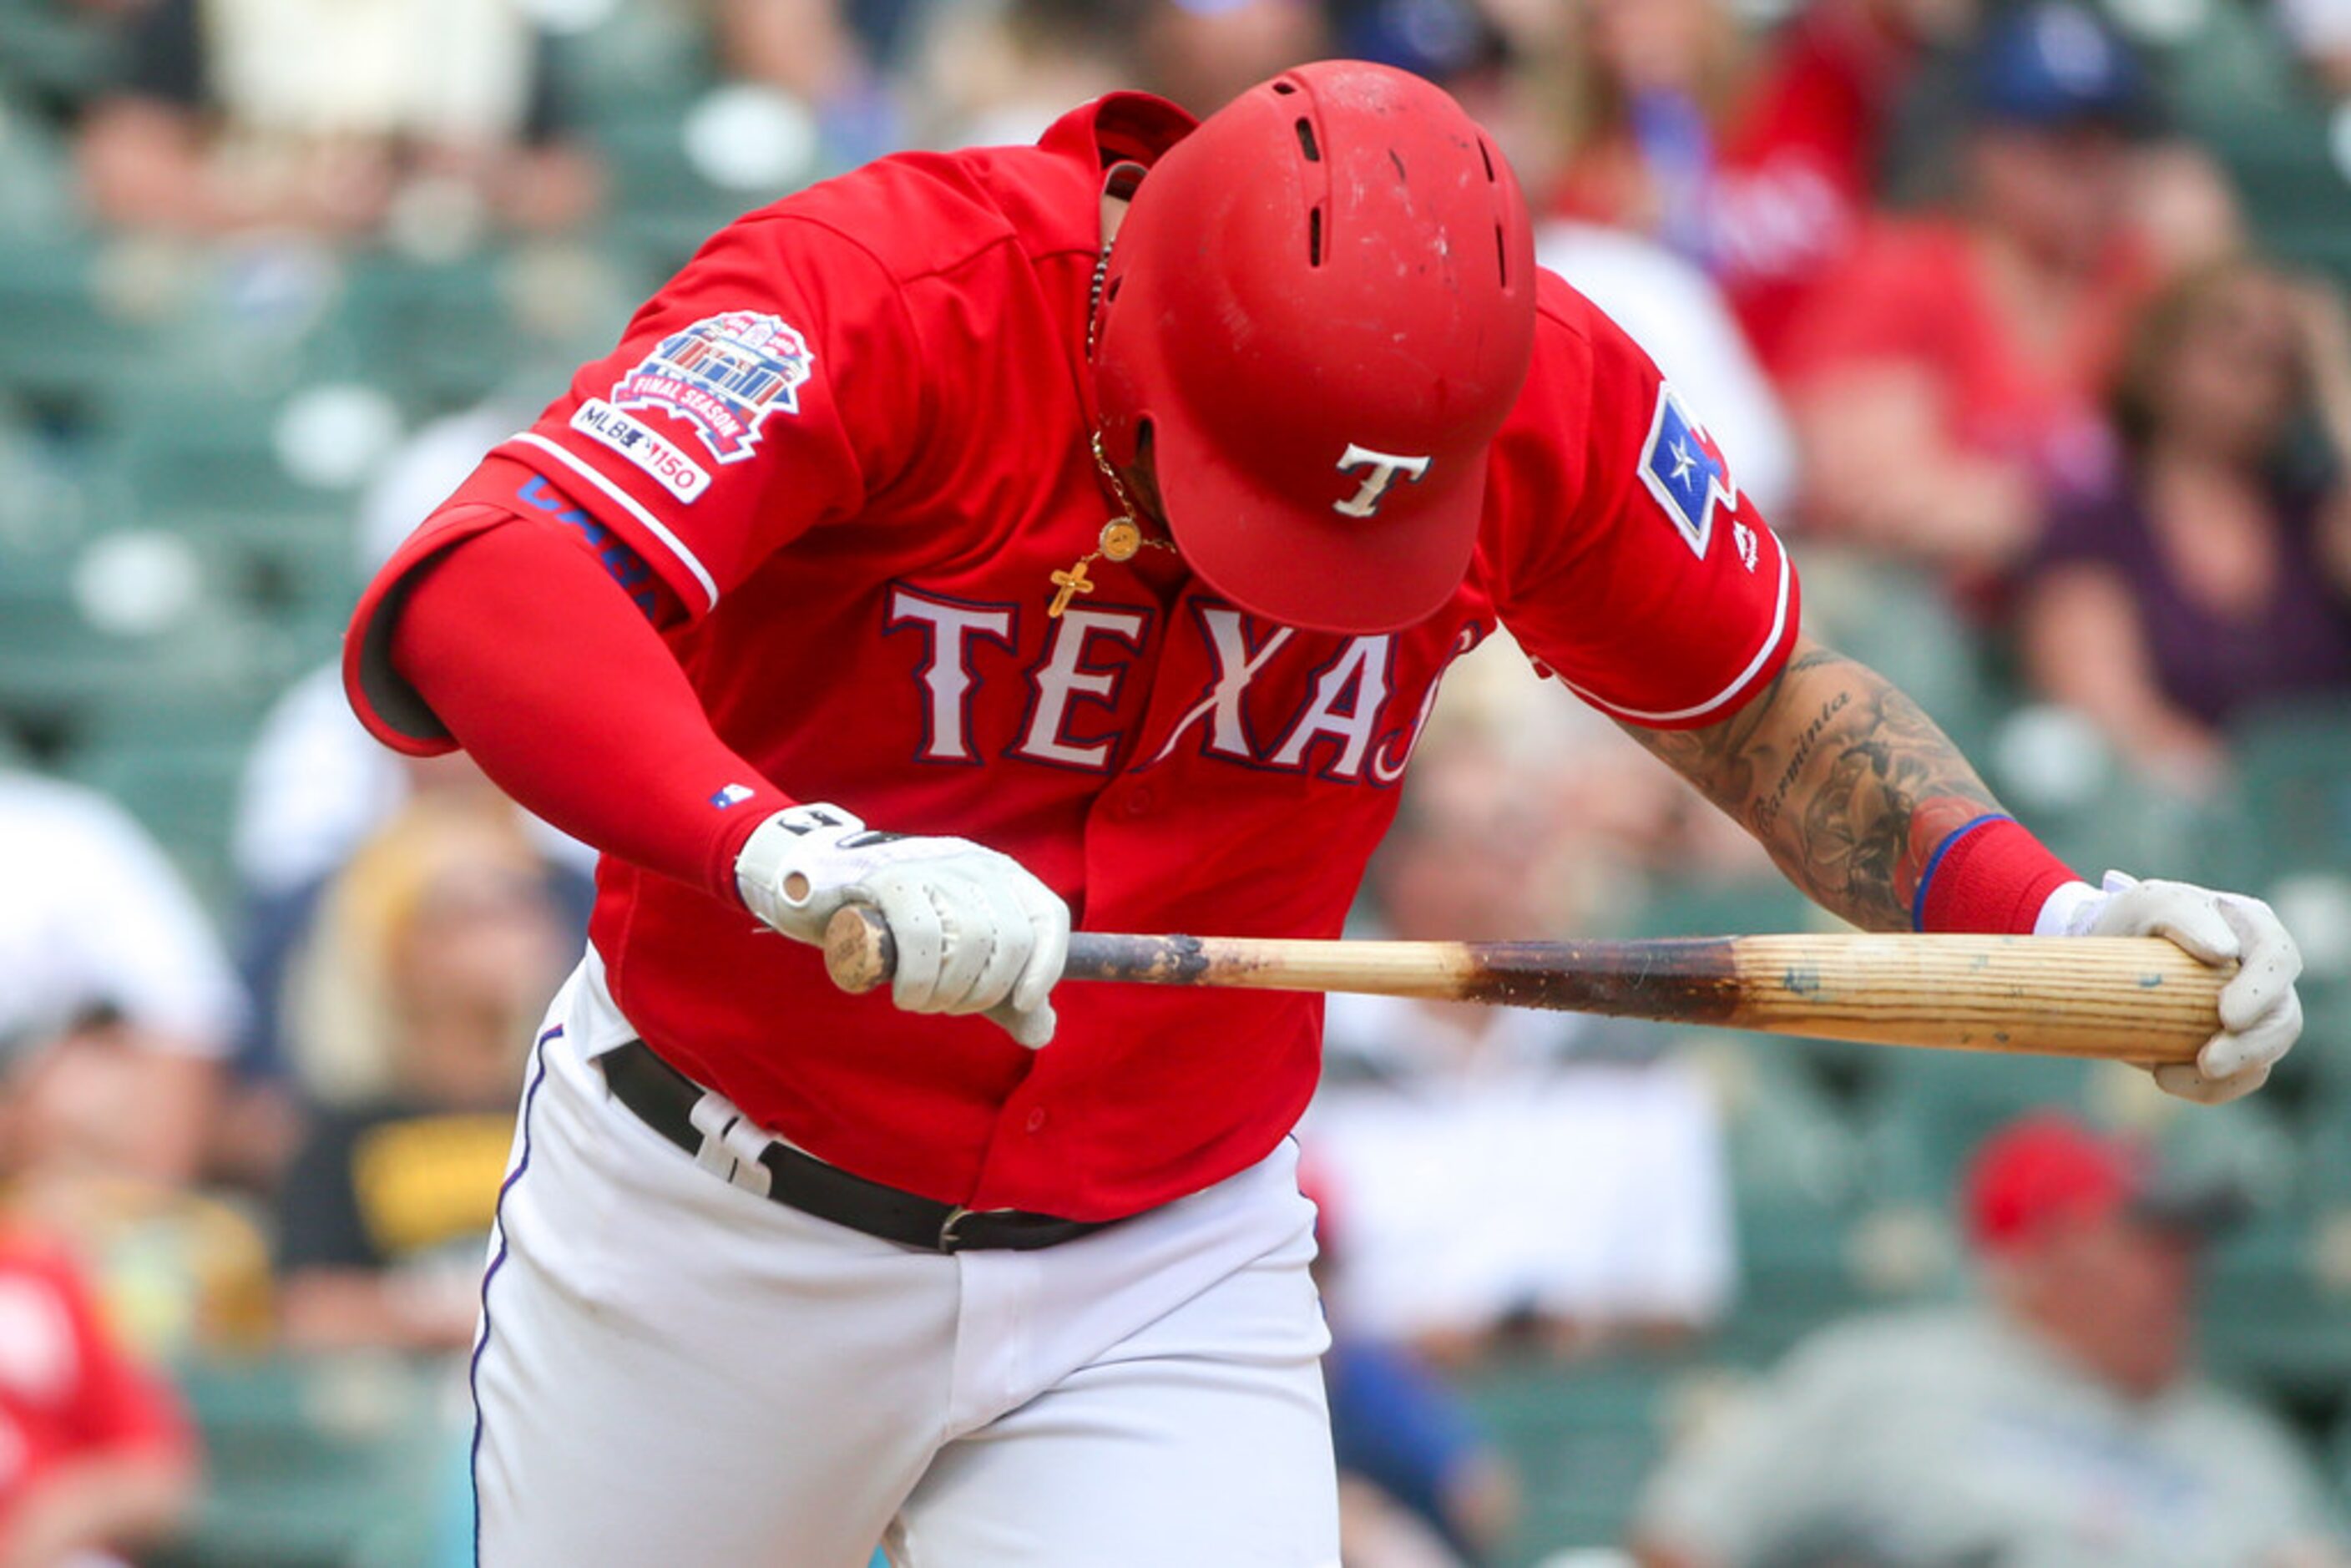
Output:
[938, 1205, 973, 1253]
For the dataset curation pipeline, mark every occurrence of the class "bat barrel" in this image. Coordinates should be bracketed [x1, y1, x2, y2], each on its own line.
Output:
[1717, 933, 2218, 1063]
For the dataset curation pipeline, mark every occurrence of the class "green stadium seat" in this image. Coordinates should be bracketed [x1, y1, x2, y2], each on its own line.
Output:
[1627, 878, 1814, 944]
[0, 0, 118, 107]
[1458, 1354, 1686, 1561]
[341, 256, 527, 407]
[104, 389, 327, 524]
[2297, 1091, 2351, 1206]
[1722, 1203, 1880, 1366]
[153, 1354, 457, 1568]
[1865, 1048, 2298, 1199]
[2217, 704, 2351, 1085]
[2198, 1216, 2351, 1394]
[62, 729, 252, 908]
[2225, 704, 2351, 893]
[0, 240, 133, 410]
[2142, 0, 2313, 129]
[552, 3, 712, 127]
[0, 98, 75, 241]
[2198, 112, 2351, 271]
[1701, 1034, 1869, 1213]
[1787, 547, 2005, 754]
[590, 117, 772, 276]
[2138, 0, 2348, 281]
[1865, 1050, 2093, 1204]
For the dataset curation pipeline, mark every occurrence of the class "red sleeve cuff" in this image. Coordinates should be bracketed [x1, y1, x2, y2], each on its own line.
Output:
[342, 501, 522, 756]
[1545, 546, 1802, 731]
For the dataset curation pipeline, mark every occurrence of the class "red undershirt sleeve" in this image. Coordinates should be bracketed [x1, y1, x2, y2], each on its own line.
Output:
[387, 516, 793, 906]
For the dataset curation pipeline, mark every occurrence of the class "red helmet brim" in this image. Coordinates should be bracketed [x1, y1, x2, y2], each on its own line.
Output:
[1150, 405, 1489, 635]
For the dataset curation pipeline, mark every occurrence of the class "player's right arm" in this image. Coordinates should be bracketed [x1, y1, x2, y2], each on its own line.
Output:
[343, 212, 1066, 1044]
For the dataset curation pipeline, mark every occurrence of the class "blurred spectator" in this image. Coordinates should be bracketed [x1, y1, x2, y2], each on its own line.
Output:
[1306, 736, 1734, 1365]
[905, 0, 1133, 149]
[0, 1223, 196, 1568]
[215, 400, 591, 1204]
[1779, 3, 2217, 575]
[76, 0, 599, 241]
[1308, 1166, 1517, 1568]
[716, 0, 909, 164]
[230, 398, 592, 1088]
[1631, 1114, 2348, 1568]
[234, 400, 522, 907]
[2016, 259, 2351, 794]
[718, 0, 876, 114]
[0, 770, 239, 1188]
[1330, 0, 1512, 89]
[1537, 220, 1797, 520]
[1546, 0, 1967, 371]
[2279, 0, 2351, 98]
[1128, 0, 1331, 116]
[3, 1019, 274, 1360]
[272, 794, 569, 1352]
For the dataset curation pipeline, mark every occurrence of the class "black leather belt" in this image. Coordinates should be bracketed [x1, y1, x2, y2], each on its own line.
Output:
[599, 1039, 1114, 1254]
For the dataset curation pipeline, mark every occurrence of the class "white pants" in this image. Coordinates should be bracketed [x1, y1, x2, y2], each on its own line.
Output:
[468, 959, 1341, 1566]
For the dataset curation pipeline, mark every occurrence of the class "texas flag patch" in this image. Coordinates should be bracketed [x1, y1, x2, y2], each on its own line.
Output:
[1639, 384, 1738, 560]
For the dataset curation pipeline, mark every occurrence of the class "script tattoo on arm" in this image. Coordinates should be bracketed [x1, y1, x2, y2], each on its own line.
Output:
[1620, 636, 2003, 932]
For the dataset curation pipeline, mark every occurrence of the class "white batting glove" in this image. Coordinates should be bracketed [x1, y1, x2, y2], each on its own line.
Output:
[736, 803, 1069, 1048]
[2037, 871, 2303, 1104]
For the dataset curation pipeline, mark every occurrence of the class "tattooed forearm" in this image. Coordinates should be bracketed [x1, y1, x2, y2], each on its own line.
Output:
[1752, 686, 1849, 839]
[1621, 636, 2001, 932]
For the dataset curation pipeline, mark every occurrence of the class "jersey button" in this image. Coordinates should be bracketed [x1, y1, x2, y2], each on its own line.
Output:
[1124, 786, 1155, 817]
[1025, 1108, 1048, 1133]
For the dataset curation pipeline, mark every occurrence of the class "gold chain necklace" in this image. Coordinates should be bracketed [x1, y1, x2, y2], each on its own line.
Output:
[1052, 202, 1177, 620]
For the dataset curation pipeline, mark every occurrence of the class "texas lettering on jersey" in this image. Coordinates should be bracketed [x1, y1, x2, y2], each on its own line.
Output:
[885, 585, 1476, 784]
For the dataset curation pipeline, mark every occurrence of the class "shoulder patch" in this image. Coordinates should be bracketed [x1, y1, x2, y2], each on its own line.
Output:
[570, 400, 711, 502]
[611, 311, 815, 466]
[1638, 383, 1737, 559]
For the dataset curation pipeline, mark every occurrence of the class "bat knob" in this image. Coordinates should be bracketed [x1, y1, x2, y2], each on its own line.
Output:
[823, 905, 897, 994]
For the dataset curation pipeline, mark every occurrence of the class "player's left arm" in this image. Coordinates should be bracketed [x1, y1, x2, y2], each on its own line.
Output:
[1505, 286, 2296, 1102]
[1621, 632, 2303, 1104]
[1620, 635, 1997, 935]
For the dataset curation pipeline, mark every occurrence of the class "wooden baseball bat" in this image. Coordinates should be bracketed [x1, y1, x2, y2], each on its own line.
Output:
[821, 906, 2225, 1062]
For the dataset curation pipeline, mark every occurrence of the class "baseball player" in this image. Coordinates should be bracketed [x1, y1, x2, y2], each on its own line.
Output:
[342, 63, 2303, 1566]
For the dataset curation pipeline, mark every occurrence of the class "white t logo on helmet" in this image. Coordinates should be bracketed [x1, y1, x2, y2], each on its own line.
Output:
[1332, 443, 1433, 518]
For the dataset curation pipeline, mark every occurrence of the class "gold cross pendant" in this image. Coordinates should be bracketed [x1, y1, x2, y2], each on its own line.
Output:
[1048, 559, 1096, 619]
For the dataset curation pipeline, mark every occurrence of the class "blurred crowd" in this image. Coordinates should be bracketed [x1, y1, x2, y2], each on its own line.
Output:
[2, 0, 2351, 1564]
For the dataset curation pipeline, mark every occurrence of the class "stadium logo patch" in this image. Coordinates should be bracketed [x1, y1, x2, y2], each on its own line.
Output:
[1639, 384, 1737, 559]
[572, 399, 711, 501]
[611, 311, 814, 465]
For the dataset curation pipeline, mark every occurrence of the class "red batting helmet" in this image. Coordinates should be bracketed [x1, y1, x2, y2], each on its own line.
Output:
[1093, 61, 1537, 635]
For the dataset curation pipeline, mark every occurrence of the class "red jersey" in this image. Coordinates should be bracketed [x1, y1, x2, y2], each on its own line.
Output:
[349, 94, 1798, 1221]
[0, 1231, 190, 1538]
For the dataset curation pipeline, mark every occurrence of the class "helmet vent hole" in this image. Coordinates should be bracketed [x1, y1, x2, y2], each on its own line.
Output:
[1479, 139, 1495, 183]
[1272, 79, 1298, 95]
[1494, 224, 1507, 286]
[1294, 118, 1320, 162]
[1308, 206, 1324, 266]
